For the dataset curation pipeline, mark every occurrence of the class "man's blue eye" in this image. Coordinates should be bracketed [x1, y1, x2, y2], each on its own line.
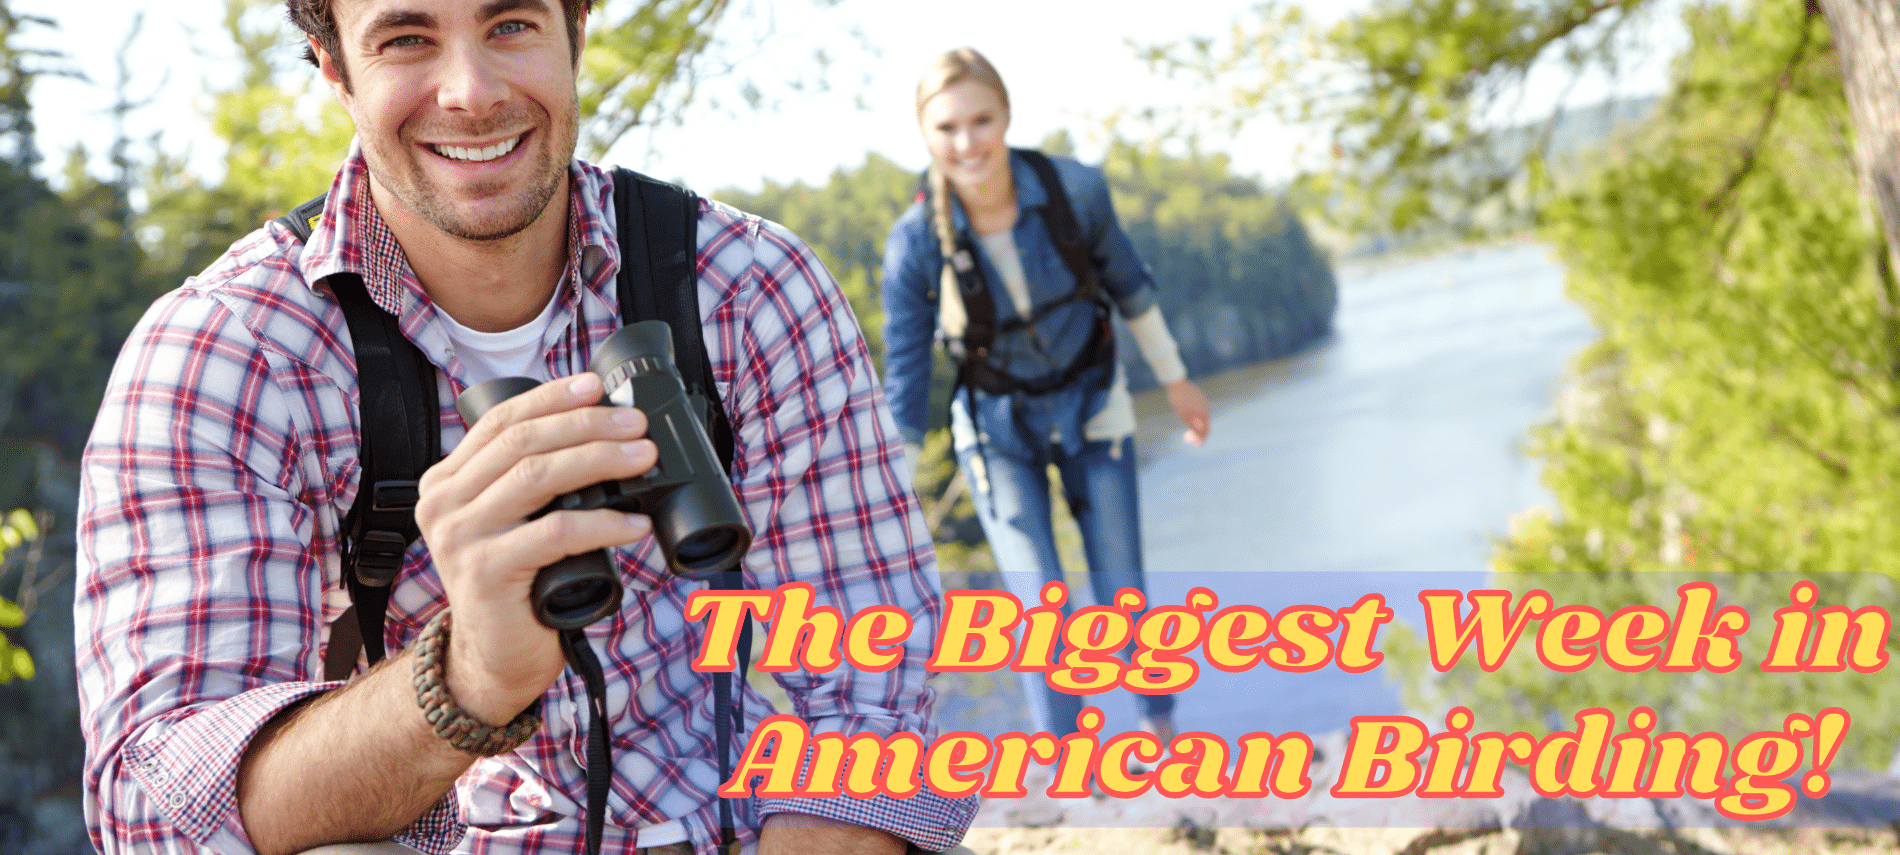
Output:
[389, 35, 426, 48]
[495, 21, 529, 35]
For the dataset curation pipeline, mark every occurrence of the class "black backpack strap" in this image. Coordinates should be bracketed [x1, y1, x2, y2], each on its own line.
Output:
[609, 167, 747, 854]
[330, 270, 440, 669]
[1016, 149, 1119, 395]
[948, 232, 1001, 369]
[280, 194, 328, 243]
[1014, 148, 1104, 305]
[277, 196, 441, 679]
[922, 151, 1118, 398]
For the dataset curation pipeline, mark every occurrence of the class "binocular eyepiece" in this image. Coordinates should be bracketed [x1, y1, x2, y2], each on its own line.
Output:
[457, 320, 753, 630]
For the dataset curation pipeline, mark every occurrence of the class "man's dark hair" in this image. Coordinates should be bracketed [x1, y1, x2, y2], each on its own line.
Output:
[287, 0, 597, 89]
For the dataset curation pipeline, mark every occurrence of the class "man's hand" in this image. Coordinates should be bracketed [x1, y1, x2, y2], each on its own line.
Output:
[1165, 378, 1211, 447]
[413, 372, 659, 722]
[758, 813, 908, 855]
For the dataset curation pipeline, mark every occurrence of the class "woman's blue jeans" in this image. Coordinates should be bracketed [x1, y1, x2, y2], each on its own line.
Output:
[955, 431, 1177, 736]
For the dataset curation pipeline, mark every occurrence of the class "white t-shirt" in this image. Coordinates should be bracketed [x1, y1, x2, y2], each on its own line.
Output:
[435, 288, 566, 387]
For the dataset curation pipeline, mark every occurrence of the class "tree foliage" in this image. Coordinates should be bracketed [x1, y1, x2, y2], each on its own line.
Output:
[577, 0, 734, 159]
[0, 7, 154, 507]
[1151, 0, 1661, 240]
[0, 508, 39, 683]
[1098, 136, 1336, 386]
[1437, 0, 1900, 767]
[1220, 0, 1900, 768]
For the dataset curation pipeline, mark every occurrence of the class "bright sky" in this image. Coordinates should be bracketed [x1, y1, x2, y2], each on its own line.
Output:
[15, 0, 1681, 195]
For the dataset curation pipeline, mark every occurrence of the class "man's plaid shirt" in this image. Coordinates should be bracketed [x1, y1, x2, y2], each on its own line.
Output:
[75, 145, 976, 854]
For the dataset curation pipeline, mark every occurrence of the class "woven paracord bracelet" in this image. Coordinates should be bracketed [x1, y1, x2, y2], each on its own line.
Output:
[412, 609, 542, 757]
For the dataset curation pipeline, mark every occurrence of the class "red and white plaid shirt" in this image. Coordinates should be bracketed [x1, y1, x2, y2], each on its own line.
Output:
[76, 145, 974, 854]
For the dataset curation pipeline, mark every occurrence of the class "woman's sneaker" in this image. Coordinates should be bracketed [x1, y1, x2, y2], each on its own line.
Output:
[1127, 712, 1178, 775]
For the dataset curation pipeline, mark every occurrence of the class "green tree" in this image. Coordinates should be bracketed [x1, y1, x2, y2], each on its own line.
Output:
[1414, 0, 1900, 767]
[0, 4, 154, 501]
[1097, 135, 1336, 386]
[1178, 0, 1900, 767]
[577, 0, 734, 158]
[131, 0, 356, 291]
[1150, 0, 1664, 239]
[0, 14, 149, 847]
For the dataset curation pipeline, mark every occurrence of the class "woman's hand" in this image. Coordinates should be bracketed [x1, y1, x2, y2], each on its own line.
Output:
[1165, 378, 1211, 447]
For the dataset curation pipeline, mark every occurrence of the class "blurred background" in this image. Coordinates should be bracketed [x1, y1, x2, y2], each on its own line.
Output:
[6, 0, 1900, 850]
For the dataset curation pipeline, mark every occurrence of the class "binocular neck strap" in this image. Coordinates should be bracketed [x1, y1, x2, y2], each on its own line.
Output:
[713, 568, 750, 854]
[558, 613, 747, 855]
[560, 629, 612, 855]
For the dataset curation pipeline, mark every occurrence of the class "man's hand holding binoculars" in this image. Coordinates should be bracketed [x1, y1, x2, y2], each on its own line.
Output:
[413, 371, 658, 725]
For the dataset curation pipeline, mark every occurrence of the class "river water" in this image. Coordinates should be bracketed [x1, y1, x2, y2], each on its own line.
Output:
[941, 241, 1600, 740]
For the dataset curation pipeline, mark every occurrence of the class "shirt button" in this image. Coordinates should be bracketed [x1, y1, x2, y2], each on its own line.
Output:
[168, 791, 187, 808]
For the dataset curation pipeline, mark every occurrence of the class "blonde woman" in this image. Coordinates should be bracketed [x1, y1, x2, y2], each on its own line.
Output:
[880, 47, 1210, 742]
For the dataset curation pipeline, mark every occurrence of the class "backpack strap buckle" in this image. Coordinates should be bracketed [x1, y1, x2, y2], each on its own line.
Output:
[349, 478, 421, 587]
[371, 479, 419, 510]
[351, 530, 409, 586]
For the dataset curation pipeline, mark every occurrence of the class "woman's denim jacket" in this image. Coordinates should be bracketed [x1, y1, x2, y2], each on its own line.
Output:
[879, 151, 1159, 456]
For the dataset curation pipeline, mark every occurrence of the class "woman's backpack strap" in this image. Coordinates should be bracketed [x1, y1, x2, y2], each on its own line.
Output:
[922, 150, 1119, 397]
[1013, 148, 1104, 304]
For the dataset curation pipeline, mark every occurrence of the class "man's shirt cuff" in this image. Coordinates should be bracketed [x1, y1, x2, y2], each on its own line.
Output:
[114, 680, 463, 854]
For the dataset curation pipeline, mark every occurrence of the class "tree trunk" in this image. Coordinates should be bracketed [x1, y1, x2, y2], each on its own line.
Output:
[1816, 1, 1900, 774]
[1817, 0, 1900, 278]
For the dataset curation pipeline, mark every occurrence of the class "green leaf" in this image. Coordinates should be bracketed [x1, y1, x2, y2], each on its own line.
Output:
[5, 508, 36, 540]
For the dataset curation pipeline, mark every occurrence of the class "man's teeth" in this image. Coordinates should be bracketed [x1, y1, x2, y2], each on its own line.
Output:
[434, 136, 521, 162]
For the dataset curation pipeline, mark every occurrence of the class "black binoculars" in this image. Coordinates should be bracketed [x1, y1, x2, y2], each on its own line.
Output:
[457, 321, 752, 630]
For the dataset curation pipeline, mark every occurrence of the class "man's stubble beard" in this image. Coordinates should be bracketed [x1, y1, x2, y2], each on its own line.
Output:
[371, 97, 581, 243]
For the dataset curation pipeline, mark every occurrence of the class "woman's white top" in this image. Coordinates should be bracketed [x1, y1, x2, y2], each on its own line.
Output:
[974, 228, 1187, 444]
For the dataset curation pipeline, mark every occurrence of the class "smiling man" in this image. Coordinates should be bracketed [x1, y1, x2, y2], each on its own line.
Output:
[72, 1, 974, 854]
